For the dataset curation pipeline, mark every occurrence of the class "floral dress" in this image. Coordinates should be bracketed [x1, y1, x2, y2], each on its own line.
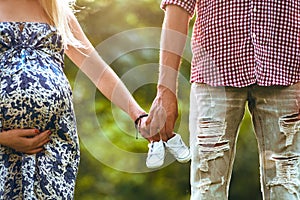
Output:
[0, 22, 80, 199]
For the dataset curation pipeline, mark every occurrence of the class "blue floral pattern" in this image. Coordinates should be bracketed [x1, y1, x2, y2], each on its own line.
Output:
[0, 22, 80, 199]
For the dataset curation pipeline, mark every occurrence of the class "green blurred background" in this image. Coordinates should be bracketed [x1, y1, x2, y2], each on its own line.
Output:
[64, 0, 263, 199]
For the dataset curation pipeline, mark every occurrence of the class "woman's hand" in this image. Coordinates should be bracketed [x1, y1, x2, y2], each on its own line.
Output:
[0, 129, 51, 154]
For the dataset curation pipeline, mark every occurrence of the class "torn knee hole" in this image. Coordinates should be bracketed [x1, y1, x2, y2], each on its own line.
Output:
[197, 119, 228, 148]
[195, 177, 225, 194]
[278, 112, 300, 147]
[267, 152, 300, 194]
[199, 141, 229, 148]
[196, 119, 229, 172]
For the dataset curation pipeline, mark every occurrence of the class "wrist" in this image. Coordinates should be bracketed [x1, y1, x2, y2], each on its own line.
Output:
[157, 84, 177, 97]
[134, 113, 148, 139]
[158, 64, 178, 94]
[128, 102, 147, 122]
[134, 113, 148, 129]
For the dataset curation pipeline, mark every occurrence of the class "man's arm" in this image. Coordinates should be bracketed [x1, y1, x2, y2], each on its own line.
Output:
[146, 5, 190, 140]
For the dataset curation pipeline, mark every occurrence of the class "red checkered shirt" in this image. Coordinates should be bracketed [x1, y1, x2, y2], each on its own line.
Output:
[161, 0, 300, 87]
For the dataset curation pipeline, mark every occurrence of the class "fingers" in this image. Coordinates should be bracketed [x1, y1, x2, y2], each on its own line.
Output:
[138, 117, 150, 139]
[9, 128, 40, 137]
[139, 117, 160, 141]
[149, 107, 175, 141]
[23, 132, 51, 154]
[164, 114, 177, 137]
[147, 90, 178, 139]
[32, 130, 51, 147]
[148, 133, 161, 141]
[2, 129, 51, 154]
[148, 105, 167, 138]
[15, 129, 51, 147]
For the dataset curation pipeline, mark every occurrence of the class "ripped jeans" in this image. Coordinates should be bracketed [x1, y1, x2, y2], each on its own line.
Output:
[189, 83, 300, 200]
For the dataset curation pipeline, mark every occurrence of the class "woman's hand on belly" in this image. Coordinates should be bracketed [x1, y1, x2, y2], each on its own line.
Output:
[0, 129, 51, 154]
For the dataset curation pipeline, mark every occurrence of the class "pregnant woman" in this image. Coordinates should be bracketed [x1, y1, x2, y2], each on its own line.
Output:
[0, 0, 148, 199]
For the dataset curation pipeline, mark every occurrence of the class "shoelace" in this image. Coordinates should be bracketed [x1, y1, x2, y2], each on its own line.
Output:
[148, 143, 164, 157]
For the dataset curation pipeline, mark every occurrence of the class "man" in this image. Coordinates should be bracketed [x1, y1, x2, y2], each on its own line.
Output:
[145, 1, 300, 199]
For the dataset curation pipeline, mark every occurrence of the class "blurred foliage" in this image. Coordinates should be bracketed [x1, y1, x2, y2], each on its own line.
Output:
[63, 0, 262, 199]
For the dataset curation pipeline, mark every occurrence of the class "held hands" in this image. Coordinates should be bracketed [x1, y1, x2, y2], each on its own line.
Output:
[139, 86, 178, 141]
[0, 129, 51, 154]
[138, 116, 160, 141]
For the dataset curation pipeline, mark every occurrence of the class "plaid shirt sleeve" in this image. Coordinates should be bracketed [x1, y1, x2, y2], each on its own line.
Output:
[160, 0, 196, 16]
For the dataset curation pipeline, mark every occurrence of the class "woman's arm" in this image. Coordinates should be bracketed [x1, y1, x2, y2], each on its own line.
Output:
[65, 12, 146, 121]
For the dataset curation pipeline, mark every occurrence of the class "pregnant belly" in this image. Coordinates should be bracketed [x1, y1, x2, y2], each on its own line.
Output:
[0, 66, 72, 130]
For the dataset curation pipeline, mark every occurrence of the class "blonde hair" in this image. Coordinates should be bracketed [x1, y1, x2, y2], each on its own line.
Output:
[39, 0, 83, 48]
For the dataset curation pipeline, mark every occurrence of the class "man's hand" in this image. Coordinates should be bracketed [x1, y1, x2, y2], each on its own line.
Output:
[146, 86, 178, 141]
[0, 129, 51, 154]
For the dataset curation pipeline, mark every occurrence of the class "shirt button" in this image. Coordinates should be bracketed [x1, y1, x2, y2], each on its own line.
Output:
[253, 6, 257, 12]
[252, 33, 256, 39]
